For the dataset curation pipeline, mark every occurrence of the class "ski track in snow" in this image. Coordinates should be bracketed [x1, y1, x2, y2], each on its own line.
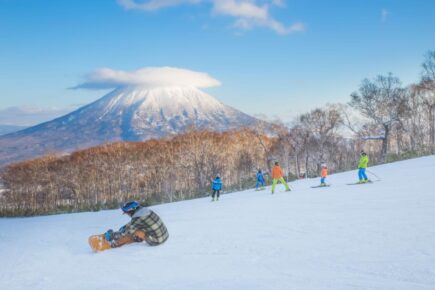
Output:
[1, 156, 435, 290]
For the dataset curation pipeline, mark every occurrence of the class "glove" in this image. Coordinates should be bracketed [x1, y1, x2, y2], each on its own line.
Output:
[104, 229, 114, 241]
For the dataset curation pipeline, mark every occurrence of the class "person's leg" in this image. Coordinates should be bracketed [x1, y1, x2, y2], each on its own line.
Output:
[271, 178, 278, 193]
[111, 234, 135, 248]
[279, 177, 290, 191]
[320, 177, 325, 184]
[212, 190, 216, 200]
[217, 190, 220, 200]
[256, 180, 260, 189]
[133, 230, 146, 242]
[358, 168, 363, 181]
[361, 168, 368, 181]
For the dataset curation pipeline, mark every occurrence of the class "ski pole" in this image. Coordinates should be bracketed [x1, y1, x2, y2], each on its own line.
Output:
[366, 169, 381, 181]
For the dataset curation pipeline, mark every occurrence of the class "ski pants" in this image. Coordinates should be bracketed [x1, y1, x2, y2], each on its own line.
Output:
[320, 177, 326, 184]
[358, 168, 368, 181]
[271, 177, 290, 193]
[111, 230, 146, 248]
[212, 190, 220, 199]
[256, 180, 265, 188]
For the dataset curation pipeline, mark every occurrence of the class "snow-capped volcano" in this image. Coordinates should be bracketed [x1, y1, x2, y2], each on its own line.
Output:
[89, 85, 257, 139]
[0, 85, 261, 165]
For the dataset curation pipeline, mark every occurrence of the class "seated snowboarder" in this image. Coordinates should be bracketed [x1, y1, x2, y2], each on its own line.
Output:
[104, 201, 169, 247]
[320, 163, 328, 186]
[211, 175, 222, 201]
[256, 169, 265, 190]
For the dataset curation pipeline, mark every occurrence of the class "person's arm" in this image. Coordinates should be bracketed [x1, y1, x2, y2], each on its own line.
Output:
[109, 217, 141, 240]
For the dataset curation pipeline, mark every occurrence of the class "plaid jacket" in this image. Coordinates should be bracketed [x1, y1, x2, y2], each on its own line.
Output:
[115, 207, 169, 246]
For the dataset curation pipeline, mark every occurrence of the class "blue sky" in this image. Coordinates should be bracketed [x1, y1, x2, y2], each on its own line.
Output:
[0, 0, 434, 125]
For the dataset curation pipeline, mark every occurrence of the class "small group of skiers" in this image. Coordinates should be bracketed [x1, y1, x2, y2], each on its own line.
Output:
[315, 150, 370, 186]
[100, 150, 370, 250]
[209, 149, 370, 201]
[210, 161, 291, 202]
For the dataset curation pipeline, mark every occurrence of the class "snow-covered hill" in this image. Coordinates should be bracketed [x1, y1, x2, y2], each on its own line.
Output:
[0, 86, 260, 166]
[1, 156, 435, 290]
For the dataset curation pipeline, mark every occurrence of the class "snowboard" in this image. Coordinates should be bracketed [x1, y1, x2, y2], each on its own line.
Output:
[88, 234, 112, 252]
[89, 231, 144, 252]
[311, 184, 331, 188]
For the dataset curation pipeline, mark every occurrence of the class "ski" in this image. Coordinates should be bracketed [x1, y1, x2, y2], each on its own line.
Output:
[347, 180, 374, 185]
[311, 185, 331, 188]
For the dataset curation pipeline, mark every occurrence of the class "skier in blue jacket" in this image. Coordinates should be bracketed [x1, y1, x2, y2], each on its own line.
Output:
[211, 175, 222, 201]
[255, 169, 265, 190]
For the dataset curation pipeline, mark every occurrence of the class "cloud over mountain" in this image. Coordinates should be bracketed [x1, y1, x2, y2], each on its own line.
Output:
[74, 67, 222, 90]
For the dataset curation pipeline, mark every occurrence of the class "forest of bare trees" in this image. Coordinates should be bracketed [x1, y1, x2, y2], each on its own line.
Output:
[0, 49, 434, 216]
[0, 130, 270, 216]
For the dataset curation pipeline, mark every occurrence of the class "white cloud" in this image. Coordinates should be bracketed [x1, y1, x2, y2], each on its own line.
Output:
[74, 67, 222, 89]
[117, 0, 305, 35]
[118, 0, 200, 11]
[381, 8, 390, 22]
[271, 0, 285, 7]
[0, 106, 79, 126]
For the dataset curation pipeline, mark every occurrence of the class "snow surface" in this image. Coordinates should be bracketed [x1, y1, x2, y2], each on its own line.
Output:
[1, 156, 435, 290]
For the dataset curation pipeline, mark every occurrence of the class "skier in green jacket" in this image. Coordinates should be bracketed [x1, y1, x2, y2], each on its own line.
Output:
[357, 150, 369, 183]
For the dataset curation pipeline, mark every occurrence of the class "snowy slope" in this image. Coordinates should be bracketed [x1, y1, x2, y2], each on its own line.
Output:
[1, 156, 435, 290]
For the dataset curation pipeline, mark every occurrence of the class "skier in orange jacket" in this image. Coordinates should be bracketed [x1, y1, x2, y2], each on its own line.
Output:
[271, 162, 290, 194]
[320, 163, 328, 186]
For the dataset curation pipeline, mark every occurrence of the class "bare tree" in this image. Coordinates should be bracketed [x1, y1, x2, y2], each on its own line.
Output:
[422, 50, 435, 82]
[299, 106, 342, 166]
[350, 73, 408, 161]
[418, 50, 435, 150]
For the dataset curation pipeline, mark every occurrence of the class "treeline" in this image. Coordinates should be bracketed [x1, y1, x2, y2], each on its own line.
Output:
[0, 49, 434, 216]
[0, 130, 270, 216]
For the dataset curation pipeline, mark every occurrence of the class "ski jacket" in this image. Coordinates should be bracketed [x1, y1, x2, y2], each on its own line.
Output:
[212, 177, 222, 190]
[271, 165, 284, 179]
[358, 155, 369, 169]
[321, 167, 328, 178]
[256, 172, 265, 182]
[114, 207, 169, 246]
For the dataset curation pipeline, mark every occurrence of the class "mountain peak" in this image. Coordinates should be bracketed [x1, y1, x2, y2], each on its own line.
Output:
[99, 86, 224, 115]
[0, 86, 261, 166]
